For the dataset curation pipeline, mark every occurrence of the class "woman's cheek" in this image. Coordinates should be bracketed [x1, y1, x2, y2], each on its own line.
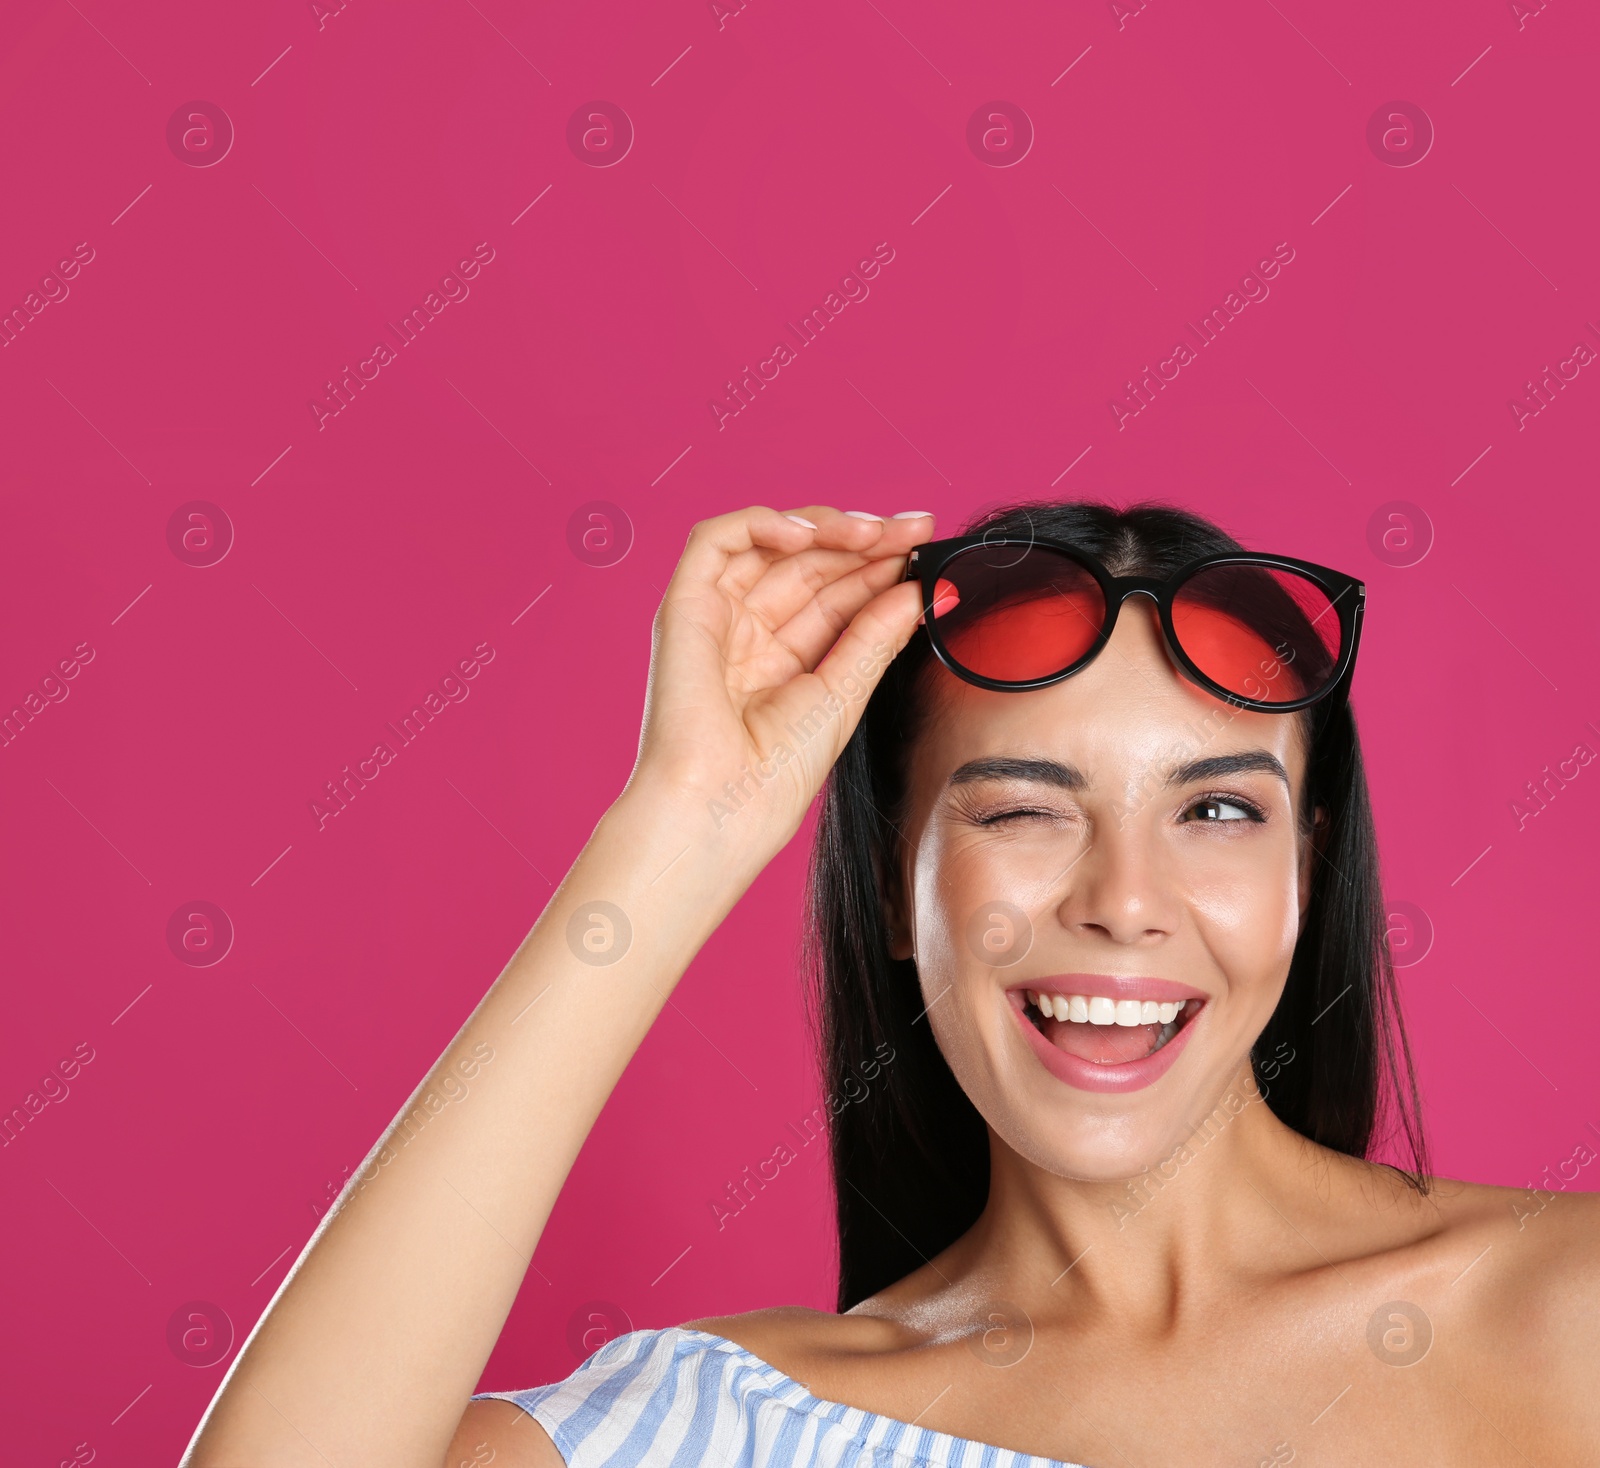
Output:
[1186, 872, 1300, 986]
[946, 834, 1065, 922]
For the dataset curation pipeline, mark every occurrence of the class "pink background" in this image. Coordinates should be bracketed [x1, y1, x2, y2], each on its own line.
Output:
[3, 0, 1598, 1459]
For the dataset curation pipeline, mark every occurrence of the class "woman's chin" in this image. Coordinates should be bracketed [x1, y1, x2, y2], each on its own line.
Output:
[993, 1110, 1202, 1189]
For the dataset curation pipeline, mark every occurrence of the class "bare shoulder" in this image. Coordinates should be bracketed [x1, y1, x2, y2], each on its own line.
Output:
[445, 1397, 562, 1468]
[1402, 1173, 1600, 1439]
[684, 1303, 914, 1376]
[1414, 1171, 1600, 1292]
[1465, 1178, 1600, 1327]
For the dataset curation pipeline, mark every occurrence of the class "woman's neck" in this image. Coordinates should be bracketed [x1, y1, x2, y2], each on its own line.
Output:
[910, 1064, 1427, 1330]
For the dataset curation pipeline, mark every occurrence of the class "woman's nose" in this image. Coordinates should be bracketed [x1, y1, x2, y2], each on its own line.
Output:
[1049, 819, 1179, 946]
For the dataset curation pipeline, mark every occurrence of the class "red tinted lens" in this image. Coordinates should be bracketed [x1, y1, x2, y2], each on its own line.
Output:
[935, 545, 1106, 683]
[1171, 565, 1341, 704]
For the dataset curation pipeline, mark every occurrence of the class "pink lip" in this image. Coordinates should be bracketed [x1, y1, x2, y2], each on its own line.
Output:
[1005, 979, 1207, 1095]
[1007, 973, 1207, 1004]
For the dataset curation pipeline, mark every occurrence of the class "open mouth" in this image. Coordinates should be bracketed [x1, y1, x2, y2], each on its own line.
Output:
[1020, 988, 1203, 1067]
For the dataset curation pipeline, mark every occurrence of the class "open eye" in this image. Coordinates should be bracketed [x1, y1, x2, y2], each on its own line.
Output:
[1181, 793, 1265, 824]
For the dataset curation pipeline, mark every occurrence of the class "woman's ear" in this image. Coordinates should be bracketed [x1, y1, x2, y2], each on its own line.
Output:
[1297, 804, 1328, 930]
[878, 847, 915, 962]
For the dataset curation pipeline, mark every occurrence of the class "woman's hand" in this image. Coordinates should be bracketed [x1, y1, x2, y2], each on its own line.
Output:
[627, 504, 940, 861]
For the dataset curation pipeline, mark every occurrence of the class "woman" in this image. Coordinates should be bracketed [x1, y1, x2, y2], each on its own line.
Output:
[183, 501, 1599, 1468]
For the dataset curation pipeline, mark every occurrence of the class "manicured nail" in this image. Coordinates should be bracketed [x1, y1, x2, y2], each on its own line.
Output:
[918, 579, 960, 625]
[845, 510, 884, 521]
[892, 511, 934, 520]
[785, 514, 818, 529]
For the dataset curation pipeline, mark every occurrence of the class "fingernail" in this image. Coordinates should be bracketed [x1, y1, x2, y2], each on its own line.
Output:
[917, 580, 960, 625]
[785, 514, 818, 529]
[892, 511, 934, 520]
[845, 510, 884, 521]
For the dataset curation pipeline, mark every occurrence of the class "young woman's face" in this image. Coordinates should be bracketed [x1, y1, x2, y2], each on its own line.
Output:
[891, 596, 1317, 1181]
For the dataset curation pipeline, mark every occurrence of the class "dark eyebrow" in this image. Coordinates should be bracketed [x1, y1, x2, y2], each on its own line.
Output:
[948, 756, 1086, 791]
[1165, 751, 1289, 790]
[947, 750, 1289, 793]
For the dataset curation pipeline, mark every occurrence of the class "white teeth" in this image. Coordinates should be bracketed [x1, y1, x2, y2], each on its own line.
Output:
[1029, 992, 1194, 1027]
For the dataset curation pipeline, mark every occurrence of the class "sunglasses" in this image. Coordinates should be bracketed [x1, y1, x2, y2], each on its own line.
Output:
[904, 533, 1365, 713]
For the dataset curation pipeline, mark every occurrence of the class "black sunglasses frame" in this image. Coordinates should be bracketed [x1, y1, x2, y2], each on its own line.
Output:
[904, 533, 1365, 714]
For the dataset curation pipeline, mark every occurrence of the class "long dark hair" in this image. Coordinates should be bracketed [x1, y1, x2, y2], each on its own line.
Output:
[803, 498, 1431, 1312]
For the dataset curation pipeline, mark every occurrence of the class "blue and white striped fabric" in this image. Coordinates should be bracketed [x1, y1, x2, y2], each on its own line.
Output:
[473, 1326, 1089, 1467]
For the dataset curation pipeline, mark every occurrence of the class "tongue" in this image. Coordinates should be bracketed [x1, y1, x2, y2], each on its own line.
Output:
[1043, 1015, 1162, 1065]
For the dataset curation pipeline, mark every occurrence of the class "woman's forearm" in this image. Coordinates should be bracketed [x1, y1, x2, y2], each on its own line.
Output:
[181, 779, 761, 1468]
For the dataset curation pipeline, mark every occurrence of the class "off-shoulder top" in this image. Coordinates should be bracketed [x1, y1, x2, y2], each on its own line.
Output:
[473, 1325, 1090, 1466]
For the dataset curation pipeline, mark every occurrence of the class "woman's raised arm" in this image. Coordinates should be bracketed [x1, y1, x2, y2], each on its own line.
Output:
[179, 505, 936, 1468]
